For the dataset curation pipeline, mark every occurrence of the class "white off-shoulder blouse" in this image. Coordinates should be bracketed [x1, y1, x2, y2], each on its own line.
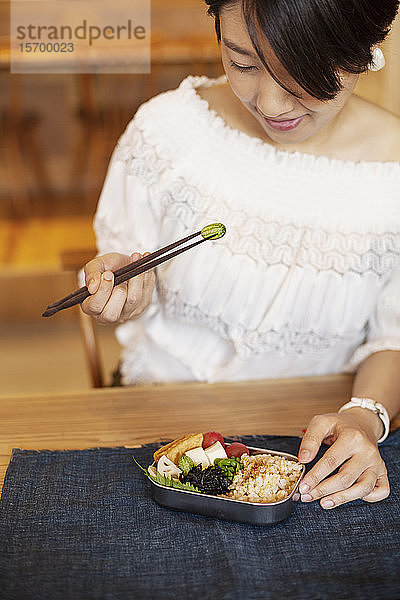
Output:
[93, 75, 400, 385]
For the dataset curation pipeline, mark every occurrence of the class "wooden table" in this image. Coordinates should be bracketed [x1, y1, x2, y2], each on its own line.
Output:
[1, 374, 399, 492]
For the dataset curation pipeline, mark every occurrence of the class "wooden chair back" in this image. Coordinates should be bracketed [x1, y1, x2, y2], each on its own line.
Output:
[60, 248, 104, 388]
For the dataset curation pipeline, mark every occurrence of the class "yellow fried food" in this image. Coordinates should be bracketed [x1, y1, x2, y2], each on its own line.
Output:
[153, 433, 203, 465]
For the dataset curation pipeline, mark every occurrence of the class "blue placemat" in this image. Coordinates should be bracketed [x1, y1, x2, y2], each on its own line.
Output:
[0, 432, 399, 600]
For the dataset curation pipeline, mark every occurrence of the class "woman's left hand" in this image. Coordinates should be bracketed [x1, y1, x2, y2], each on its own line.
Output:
[294, 412, 390, 509]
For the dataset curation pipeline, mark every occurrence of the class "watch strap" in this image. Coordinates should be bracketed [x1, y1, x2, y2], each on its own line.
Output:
[338, 397, 390, 443]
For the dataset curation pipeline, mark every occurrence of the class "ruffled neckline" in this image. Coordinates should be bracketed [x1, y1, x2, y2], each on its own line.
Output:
[178, 75, 400, 175]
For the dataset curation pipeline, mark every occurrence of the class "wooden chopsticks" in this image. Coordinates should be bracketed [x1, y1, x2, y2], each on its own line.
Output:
[42, 223, 226, 318]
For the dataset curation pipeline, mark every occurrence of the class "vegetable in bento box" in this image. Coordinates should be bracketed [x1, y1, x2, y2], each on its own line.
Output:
[202, 431, 225, 448]
[179, 464, 232, 495]
[133, 430, 251, 497]
[225, 442, 250, 458]
[178, 454, 195, 475]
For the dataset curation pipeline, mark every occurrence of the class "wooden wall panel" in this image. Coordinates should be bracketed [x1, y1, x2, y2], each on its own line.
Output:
[355, 13, 400, 116]
[384, 12, 400, 115]
[0, 270, 76, 324]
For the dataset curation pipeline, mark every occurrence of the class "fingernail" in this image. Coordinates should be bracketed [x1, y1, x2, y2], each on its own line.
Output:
[321, 499, 334, 509]
[301, 494, 312, 502]
[300, 450, 310, 462]
[103, 271, 113, 281]
[299, 483, 310, 494]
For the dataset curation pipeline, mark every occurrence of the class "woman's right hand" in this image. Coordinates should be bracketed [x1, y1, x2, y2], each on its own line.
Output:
[81, 252, 156, 324]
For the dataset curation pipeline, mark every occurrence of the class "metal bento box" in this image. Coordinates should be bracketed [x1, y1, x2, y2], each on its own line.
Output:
[148, 446, 305, 525]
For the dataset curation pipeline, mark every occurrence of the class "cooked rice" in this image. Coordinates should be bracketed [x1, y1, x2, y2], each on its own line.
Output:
[226, 453, 303, 503]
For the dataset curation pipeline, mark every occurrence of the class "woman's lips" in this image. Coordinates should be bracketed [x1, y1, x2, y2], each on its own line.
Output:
[262, 114, 305, 132]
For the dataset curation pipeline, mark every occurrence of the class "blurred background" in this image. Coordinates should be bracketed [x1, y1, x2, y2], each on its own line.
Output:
[1, 1, 399, 394]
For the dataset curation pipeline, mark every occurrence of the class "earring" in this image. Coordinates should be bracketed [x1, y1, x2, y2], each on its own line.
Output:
[369, 47, 385, 72]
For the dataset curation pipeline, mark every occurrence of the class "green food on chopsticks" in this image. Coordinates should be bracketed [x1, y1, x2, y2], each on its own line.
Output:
[133, 457, 201, 493]
[201, 223, 226, 240]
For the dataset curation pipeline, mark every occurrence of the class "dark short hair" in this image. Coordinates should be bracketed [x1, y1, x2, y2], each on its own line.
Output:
[205, 0, 399, 100]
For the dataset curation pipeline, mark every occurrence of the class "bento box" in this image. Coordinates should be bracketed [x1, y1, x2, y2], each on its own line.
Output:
[136, 433, 305, 525]
[150, 446, 304, 525]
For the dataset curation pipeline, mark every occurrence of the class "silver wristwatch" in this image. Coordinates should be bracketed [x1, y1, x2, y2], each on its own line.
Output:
[338, 397, 390, 443]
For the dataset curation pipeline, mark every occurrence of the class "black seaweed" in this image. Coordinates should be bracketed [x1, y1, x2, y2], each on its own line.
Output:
[179, 465, 232, 495]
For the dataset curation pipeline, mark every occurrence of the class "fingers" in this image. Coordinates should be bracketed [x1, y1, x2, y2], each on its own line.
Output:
[299, 426, 380, 494]
[82, 275, 129, 325]
[297, 441, 389, 510]
[298, 439, 351, 496]
[81, 270, 115, 317]
[84, 256, 106, 295]
[317, 468, 389, 510]
[142, 264, 156, 306]
[99, 281, 128, 324]
[298, 414, 336, 464]
[84, 251, 139, 292]
[119, 253, 155, 321]
[319, 468, 378, 509]
[300, 456, 361, 502]
[295, 413, 391, 511]
[362, 472, 390, 503]
[297, 472, 390, 509]
[298, 466, 389, 509]
[82, 251, 155, 324]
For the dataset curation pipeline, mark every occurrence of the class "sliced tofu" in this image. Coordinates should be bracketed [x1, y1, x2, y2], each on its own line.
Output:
[185, 446, 210, 468]
[157, 455, 182, 480]
[204, 440, 227, 465]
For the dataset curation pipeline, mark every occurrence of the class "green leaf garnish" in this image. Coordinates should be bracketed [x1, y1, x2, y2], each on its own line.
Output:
[133, 456, 202, 494]
[201, 223, 226, 240]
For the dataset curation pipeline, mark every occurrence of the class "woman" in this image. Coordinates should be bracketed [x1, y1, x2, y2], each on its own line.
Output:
[82, 0, 400, 509]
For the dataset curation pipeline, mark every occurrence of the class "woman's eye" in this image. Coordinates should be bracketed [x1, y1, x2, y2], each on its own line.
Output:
[230, 60, 257, 73]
